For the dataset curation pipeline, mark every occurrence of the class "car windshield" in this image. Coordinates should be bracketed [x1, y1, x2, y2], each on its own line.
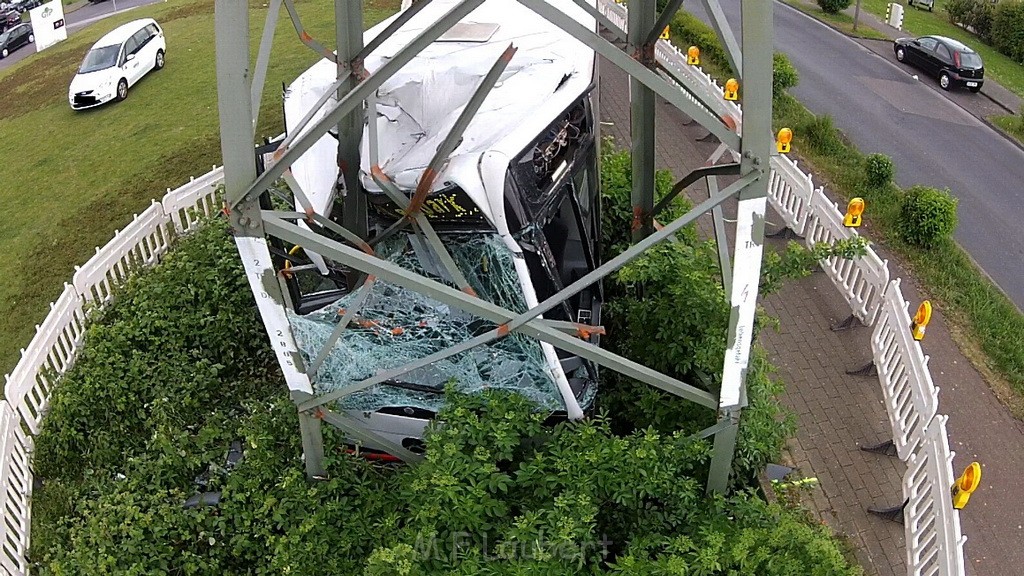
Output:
[960, 52, 982, 69]
[0, 30, 9, 44]
[78, 45, 120, 73]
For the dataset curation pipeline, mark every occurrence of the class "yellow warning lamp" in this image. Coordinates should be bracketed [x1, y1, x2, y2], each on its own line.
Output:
[660, 26, 670, 40]
[843, 197, 865, 228]
[687, 45, 700, 65]
[911, 300, 932, 341]
[724, 78, 739, 101]
[776, 128, 793, 154]
[951, 462, 981, 510]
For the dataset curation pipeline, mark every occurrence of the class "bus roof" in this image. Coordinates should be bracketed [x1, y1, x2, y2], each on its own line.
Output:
[285, 0, 597, 227]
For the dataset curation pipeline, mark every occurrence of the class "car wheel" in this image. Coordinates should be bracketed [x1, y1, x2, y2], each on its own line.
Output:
[896, 47, 905, 62]
[155, 49, 164, 70]
[115, 78, 128, 101]
[939, 72, 951, 90]
[0, 48, 7, 59]
[27, 34, 32, 43]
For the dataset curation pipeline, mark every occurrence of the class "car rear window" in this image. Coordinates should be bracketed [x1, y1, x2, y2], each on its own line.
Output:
[960, 52, 982, 68]
[79, 45, 120, 73]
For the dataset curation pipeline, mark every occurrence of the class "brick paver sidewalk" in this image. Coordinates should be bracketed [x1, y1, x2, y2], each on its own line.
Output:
[598, 56, 1024, 575]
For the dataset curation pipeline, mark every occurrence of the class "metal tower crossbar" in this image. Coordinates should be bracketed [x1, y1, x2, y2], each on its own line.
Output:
[214, 0, 774, 493]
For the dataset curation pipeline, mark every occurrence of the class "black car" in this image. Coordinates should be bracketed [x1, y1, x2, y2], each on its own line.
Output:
[894, 35, 984, 92]
[0, 21, 30, 58]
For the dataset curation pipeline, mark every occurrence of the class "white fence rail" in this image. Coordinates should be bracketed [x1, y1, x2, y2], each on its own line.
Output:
[0, 167, 224, 575]
[768, 156, 814, 237]
[903, 416, 967, 576]
[162, 166, 224, 235]
[73, 201, 172, 306]
[803, 189, 890, 327]
[872, 279, 940, 461]
[0, 406, 31, 576]
[4, 285, 87, 436]
[0, 5, 972, 574]
[596, 1, 964, 574]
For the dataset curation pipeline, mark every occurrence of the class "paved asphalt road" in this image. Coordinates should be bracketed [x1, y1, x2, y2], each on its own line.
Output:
[0, 0, 161, 72]
[688, 0, 1024, 309]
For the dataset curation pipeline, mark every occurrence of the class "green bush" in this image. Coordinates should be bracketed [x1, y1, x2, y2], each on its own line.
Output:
[991, 0, 1024, 63]
[33, 220, 276, 483]
[802, 115, 846, 157]
[599, 139, 696, 257]
[946, 0, 970, 23]
[670, 11, 734, 74]
[32, 146, 859, 574]
[773, 52, 800, 96]
[817, 0, 852, 15]
[897, 185, 959, 249]
[946, 0, 995, 40]
[864, 153, 896, 188]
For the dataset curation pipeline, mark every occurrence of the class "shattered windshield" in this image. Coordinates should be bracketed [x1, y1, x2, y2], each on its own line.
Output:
[289, 233, 572, 413]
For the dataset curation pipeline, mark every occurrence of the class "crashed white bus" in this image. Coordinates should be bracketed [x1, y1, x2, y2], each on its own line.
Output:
[259, 0, 602, 454]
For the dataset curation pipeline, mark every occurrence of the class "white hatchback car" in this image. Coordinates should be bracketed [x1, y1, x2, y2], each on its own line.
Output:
[68, 18, 165, 110]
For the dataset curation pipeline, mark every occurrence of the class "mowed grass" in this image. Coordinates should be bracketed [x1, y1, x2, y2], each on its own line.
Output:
[855, 0, 1024, 97]
[779, 0, 890, 41]
[989, 113, 1024, 147]
[0, 0, 400, 376]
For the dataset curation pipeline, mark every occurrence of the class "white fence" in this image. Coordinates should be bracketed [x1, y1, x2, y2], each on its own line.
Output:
[0, 168, 224, 575]
[0, 4, 969, 574]
[596, 1, 966, 574]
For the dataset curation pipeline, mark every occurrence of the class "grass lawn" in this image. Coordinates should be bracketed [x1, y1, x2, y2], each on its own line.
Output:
[0, 0, 400, 378]
[855, 0, 1024, 97]
[780, 0, 890, 40]
[990, 114, 1024, 147]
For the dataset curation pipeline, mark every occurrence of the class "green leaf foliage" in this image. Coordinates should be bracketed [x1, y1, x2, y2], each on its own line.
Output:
[991, 1, 1024, 64]
[816, 0, 852, 15]
[30, 151, 858, 574]
[863, 153, 895, 189]
[897, 185, 959, 249]
[772, 52, 800, 96]
[599, 138, 697, 257]
[34, 220, 277, 483]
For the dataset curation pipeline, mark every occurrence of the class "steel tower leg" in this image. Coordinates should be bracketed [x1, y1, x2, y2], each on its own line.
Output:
[628, 0, 656, 242]
[337, 0, 368, 240]
[215, 0, 326, 478]
[706, 0, 773, 495]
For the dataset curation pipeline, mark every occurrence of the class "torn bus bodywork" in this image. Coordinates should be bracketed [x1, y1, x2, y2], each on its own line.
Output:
[254, 0, 603, 453]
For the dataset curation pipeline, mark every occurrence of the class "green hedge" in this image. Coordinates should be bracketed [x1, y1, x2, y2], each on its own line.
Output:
[945, 0, 995, 41]
[29, 150, 860, 574]
[817, 0, 852, 15]
[667, 11, 800, 99]
[991, 0, 1024, 64]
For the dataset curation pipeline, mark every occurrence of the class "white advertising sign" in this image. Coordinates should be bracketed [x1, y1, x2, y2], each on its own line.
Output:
[29, 0, 67, 53]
